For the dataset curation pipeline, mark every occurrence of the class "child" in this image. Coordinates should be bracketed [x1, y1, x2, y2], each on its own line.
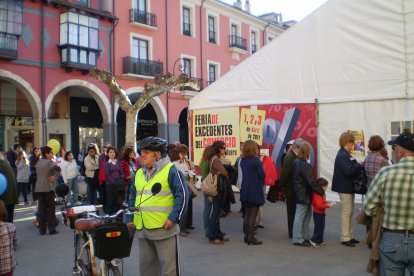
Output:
[0, 199, 18, 276]
[310, 177, 334, 247]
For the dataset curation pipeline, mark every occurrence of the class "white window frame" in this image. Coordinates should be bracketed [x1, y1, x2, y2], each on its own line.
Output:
[250, 26, 260, 54]
[229, 19, 241, 37]
[207, 60, 220, 84]
[181, 54, 197, 78]
[130, 32, 153, 60]
[132, 0, 150, 12]
[206, 10, 220, 45]
[389, 120, 414, 162]
[180, 1, 196, 38]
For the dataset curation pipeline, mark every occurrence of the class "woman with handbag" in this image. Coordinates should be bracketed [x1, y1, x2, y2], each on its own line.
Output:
[200, 146, 215, 237]
[206, 140, 229, 245]
[103, 147, 124, 215]
[331, 131, 363, 247]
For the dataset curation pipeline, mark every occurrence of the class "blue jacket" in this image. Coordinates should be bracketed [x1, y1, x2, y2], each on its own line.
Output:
[240, 156, 265, 206]
[331, 148, 362, 194]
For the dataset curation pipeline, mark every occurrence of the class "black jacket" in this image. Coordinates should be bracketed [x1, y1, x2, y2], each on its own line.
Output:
[331, 148, 362, 194]
[292, 158, 324, 205]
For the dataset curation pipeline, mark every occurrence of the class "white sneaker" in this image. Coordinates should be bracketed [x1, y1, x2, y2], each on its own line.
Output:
[309, 240, 321, 248]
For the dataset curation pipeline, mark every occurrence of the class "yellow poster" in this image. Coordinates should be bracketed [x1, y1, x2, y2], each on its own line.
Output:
[348, 130, 365, 157]
[192, 107, 240, 164]
[240, 108, 266, 145]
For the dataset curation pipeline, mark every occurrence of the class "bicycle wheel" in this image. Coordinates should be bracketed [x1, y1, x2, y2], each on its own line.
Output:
[75, 233, 91, 275]
[101, 262, 121, 276]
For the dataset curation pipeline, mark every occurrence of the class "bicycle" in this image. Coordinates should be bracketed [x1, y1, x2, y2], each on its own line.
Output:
[57, 182, 162, 276]
[72, 208, 135, 276]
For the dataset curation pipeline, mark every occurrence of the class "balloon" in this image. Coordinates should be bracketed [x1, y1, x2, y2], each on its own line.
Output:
[47, 139, 61, 155]
[0, 173, 7, 196]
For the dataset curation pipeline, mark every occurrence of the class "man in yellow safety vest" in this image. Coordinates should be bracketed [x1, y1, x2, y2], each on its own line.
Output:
[126, 136, 188, 276]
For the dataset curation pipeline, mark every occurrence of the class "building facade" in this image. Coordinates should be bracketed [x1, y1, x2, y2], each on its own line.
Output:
[0, 0, 285, 155]
[113, 0, 285, 146]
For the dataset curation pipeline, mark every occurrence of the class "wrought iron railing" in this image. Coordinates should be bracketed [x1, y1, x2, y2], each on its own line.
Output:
[0, 98, 32, 117]
[129, 9, 157, 27]
[229, 35, 247, 50]
[49, 0, 115, 17]
[0, 33, 18, 60]
[122, 57, 163, 77]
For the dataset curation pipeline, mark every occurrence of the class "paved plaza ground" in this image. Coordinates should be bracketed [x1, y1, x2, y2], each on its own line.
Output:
[13, 191, 372, 276]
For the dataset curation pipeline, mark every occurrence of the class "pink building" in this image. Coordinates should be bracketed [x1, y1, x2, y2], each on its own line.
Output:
[0, 0, 286, 154]
[0, 0, 116, 155]
[113, 0, 286, 146]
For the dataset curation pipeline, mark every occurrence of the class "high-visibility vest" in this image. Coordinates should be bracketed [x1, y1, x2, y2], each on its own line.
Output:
[133, 163, 174, 230]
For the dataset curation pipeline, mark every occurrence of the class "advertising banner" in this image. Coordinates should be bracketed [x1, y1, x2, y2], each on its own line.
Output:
[192, 107, 240, 164]
[191, 104, 317, 171]
[348, 130, 365, 157]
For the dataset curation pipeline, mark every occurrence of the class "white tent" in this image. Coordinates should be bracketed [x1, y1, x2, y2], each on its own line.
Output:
[189, 0, 414, 190]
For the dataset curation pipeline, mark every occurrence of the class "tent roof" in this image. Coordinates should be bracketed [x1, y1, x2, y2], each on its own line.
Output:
[189, 0, 414, 110]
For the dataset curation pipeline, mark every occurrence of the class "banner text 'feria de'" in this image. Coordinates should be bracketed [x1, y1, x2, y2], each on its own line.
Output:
[192, 107, 240, 164]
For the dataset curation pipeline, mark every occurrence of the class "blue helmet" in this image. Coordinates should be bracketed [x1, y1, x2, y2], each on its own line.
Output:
[137, 137, 167, 155]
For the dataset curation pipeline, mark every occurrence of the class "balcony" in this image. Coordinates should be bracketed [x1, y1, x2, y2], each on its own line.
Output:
[122, 57, 163, 78]
[229, 35, 247, 55]
[129, 9, 157, 29]
[0, 33, 18, 60]
[180, 77, 203, 99]
[58, 44, 101, 72]
[48, 0, 117, 22]
[0, 98, 32, 117]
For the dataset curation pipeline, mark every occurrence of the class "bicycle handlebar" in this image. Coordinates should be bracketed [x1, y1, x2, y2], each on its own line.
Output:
[85, 207, 137, 220]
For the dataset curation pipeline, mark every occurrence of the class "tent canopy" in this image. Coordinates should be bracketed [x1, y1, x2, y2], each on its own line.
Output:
[189, 0, 414, 110]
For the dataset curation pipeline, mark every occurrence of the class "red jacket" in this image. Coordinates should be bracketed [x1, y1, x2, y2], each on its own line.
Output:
[312, 192, 330, 214]
[120, 159, 140, 182]
[262, 155, 278, 186]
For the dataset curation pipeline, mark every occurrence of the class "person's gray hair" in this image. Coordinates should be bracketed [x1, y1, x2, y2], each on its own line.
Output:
[292, 138, 305, 148]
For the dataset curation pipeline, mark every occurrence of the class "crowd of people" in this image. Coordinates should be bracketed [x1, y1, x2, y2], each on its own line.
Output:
[0, 130, 413, 276]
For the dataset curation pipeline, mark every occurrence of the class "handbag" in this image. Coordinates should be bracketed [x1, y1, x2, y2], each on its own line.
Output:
[353, 167, 368, 195]
[200, 156, 218, 196]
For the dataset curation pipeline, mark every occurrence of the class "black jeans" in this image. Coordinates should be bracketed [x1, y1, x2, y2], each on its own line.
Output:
[311, 212, 325, 244]
[37, 191, 57, 234]
[86, 177, 99, 204]
[207, 196, 224, 241]
[243, 202, 260, 241]
[286, 194, 296, 239]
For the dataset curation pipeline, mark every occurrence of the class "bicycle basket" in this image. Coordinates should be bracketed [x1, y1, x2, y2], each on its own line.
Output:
[93, 222, 134, 260]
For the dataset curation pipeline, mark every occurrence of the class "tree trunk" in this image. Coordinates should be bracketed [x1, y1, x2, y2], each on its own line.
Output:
[125, 109, 138, 150]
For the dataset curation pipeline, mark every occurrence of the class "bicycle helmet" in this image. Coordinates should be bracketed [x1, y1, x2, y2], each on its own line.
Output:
[138, 137, 167, 155]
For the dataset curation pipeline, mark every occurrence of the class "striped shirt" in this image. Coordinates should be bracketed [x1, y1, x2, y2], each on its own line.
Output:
[364, 151, 389, 187]
[364, 156, 414, 230]
[0, 222, 17, 274]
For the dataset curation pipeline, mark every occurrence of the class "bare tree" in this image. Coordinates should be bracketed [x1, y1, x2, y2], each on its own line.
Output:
[90, 69, 198, 149]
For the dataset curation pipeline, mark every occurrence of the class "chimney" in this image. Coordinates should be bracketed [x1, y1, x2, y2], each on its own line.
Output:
[244, 0, 250, 13]
[233, 0, 242, 10]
